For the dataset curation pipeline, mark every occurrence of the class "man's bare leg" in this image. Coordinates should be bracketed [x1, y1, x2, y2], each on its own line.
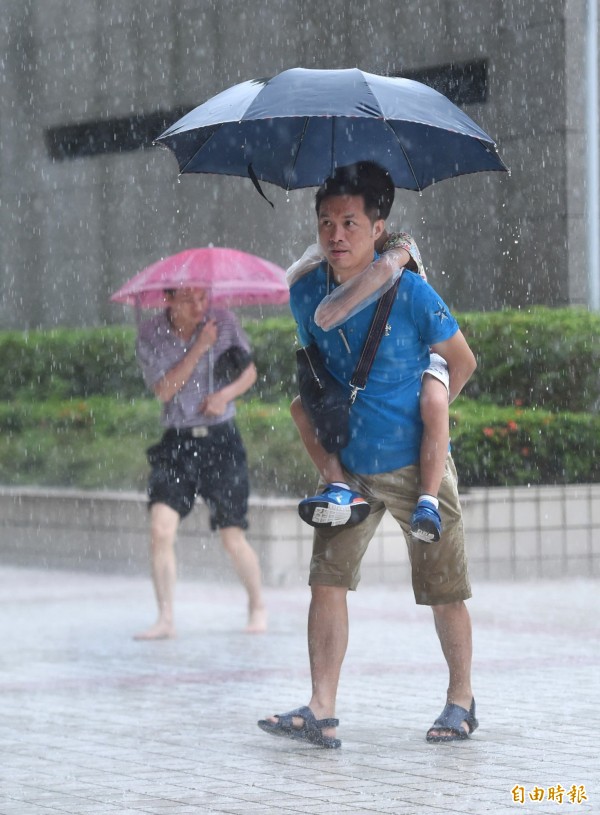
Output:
[306, 585, 348, 738]
[219, 526, 267, 633]
[263, 584, 348, 739]
[428, 600, 474, 737]
[133, 502, 179, 640]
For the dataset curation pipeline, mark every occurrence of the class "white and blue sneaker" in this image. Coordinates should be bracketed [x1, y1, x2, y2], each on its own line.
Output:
[298, 484, 371, 528]
[410, 500, 442, 543]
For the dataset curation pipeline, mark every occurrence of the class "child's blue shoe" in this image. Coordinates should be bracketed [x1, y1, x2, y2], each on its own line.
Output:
[298, 485, 370, 528]
[410, 500, 442, 542]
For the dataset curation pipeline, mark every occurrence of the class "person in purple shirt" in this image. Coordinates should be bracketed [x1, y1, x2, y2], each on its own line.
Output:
[134, 286, 267, 640]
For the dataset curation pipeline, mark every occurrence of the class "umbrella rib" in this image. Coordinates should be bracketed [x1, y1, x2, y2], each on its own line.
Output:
[383, 120, 423, 192]
[331, 117, 336, 179]
[475, 136, 510, 171]
[286, 118, 311, 191]
[178, 126, 223, 174]
[356, 72, 423, 188]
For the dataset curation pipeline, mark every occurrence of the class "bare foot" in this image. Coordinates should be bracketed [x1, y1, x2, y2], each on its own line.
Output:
[245, 606, 267, 634]
[133, 621, 176, 641]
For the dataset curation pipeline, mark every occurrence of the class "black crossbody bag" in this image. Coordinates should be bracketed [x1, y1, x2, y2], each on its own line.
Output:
[296, 277, 401, 453]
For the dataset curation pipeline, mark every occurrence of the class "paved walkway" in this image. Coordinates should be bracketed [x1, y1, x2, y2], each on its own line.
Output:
[0, 566, 598, 815]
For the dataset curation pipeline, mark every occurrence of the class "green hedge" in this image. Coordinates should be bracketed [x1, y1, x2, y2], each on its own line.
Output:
[0, 316, 298, 403]
[1, 306, 599, 494]
[0, 396, 315, 495]
[0, 328, 144, 401]
[459, 307, 600, 412]
[450, 402, 600, 487]
[1, 396, 598, 493]
[2, 307, 600, 410]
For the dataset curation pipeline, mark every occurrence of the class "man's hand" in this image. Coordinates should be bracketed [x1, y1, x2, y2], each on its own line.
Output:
[195, 318, 218, 353]
[153, 318, 218, 403]
[199, 363, 258, 417]
[199, 390, 229, 418]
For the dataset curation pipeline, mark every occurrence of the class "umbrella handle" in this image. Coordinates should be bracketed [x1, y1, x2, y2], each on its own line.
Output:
[134, 295, 144, 327]
[208, 347, 214, 393]
[248, 163, 274, 208]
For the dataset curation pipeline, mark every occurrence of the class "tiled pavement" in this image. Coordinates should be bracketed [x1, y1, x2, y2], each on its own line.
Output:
[0, 565, 598, 815]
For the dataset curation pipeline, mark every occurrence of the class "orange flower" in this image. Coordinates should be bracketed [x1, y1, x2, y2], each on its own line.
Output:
[507, 420, 518, 432]
[483, 427, 495, 438]
[521, 447, 531, 457]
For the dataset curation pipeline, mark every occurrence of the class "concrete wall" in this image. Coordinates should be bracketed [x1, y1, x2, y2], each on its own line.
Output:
[0, 0, 594, 330]
[1, 484, 599, 586]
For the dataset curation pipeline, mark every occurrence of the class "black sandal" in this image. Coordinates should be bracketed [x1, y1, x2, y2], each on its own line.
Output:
[258, 705, 341, 749]
[426, 699, 478, 742]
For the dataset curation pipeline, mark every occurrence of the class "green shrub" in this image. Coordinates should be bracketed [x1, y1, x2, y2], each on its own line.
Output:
[2, 307, 600, 410]
[0, 394, 598, 494]
[450, 401, 600, 487]
[459, 307, 600, 412]
[236, 398, 315, 496]
[0, 396, 315, 496]
[0, 327, 144, 401]
[242, 316, 298, 403]
[1, 306, 600, 493]
[0, 397, 160, 490]
[0, 318, 299, 403]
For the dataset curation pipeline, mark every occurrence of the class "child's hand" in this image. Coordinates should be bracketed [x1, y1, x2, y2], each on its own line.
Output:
[286, 243, 324, 287]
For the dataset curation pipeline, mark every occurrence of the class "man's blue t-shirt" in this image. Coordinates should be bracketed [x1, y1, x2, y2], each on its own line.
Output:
[290, 261, 459, 475]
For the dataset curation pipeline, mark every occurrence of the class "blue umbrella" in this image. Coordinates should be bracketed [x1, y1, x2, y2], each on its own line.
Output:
[155, 67, 508, 195]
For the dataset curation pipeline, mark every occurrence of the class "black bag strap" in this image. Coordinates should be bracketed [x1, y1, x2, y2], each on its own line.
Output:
[349, 274, 402, 403]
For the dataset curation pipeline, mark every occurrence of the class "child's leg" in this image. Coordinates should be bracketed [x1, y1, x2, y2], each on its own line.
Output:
[290, 395, 346, 484]
[411, 358, 449, 543]
[290, 396, 370, 528]
[419, 373, 450, 498]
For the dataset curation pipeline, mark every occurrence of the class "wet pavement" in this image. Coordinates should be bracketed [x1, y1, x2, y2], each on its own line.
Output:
[0, 565, 598, 815]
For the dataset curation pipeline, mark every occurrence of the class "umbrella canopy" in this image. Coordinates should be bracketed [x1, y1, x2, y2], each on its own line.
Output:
[110, 247, 289, 309]
[155, 67, 508, 193]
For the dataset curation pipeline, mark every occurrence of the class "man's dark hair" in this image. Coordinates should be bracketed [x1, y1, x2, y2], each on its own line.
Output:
[315, 161, 395, 221]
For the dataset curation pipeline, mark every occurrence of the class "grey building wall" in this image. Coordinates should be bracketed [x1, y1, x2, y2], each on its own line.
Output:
[0, 0, 595, 329]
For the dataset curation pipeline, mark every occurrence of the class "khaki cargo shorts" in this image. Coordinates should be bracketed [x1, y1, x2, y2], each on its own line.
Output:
[309, 456, 471, 606]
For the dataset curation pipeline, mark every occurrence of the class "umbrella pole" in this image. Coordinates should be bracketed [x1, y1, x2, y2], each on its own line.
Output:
[134, 295, 144, 327]
[208, 347, 214, 394]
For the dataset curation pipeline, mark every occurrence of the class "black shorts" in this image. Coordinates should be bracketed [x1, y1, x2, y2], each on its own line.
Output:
[146, 422, 249, 529]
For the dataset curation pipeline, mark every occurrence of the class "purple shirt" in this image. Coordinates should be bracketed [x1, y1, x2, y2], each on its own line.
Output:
[136, 307, 251, 429]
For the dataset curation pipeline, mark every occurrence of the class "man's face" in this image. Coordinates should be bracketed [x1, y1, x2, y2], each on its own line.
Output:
[317, 194, 384, 282]
[167, 287, 209, 327]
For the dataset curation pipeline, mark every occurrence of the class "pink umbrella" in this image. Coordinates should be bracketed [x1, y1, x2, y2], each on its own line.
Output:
[110, 247, 289, 308]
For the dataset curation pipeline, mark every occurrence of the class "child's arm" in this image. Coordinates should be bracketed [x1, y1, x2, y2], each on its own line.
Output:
[314, 231, 424, 330]
[430, 330, 477, 403]
[286, 243, 324, 287]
